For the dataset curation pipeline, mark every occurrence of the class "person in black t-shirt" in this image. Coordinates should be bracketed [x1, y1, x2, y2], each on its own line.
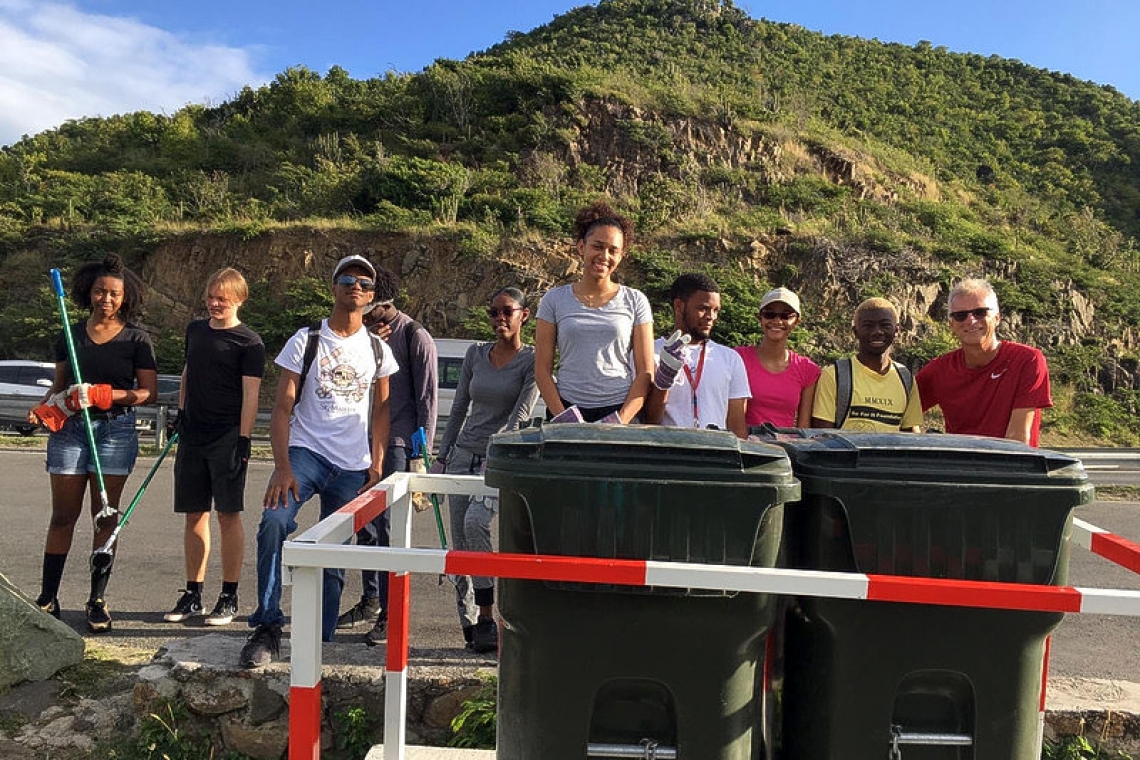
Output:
[165, 268, 265, 626]
[28, 254, 157, 633]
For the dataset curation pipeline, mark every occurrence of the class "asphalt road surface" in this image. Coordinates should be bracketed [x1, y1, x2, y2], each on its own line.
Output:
[0, 448, 1139, 680]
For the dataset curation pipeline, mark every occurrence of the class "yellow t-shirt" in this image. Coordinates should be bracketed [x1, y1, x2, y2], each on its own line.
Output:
[813, 359, 923, 431]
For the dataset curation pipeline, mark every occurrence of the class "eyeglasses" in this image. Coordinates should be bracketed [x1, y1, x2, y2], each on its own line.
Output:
[487, 307, 521, 318]
[760, 310, 796, 321]
[336, 275, 376, 291]
[949, 307, 991, 322]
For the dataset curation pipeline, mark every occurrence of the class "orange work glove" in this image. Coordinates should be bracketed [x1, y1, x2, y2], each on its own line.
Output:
[65, 383, 113, 411]
[31, 391, 75, 432]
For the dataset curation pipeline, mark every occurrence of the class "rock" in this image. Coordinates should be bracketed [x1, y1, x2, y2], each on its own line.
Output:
[249, 678, 287, 725]
[221, 713, 289, 759]
[183, 679, 250, 716]
[0, 679, 65, 719]
[0, 572, 84, 689]
[423, 684, 482, 729]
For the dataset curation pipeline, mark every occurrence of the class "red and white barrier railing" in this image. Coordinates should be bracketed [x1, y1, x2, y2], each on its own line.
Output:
[281, 474, 1140, 760]
[1073, 517, 1140, 575]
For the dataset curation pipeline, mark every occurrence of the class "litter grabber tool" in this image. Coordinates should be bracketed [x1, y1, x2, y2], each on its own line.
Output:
[50, 268, 115, 524]
[411, 426, 454, 586]
[90, 432, 178, 573]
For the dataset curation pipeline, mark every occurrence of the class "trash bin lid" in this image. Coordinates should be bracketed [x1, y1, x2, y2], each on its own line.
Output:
[487, 424, 796, 486]
[766, 430, 1089, 487]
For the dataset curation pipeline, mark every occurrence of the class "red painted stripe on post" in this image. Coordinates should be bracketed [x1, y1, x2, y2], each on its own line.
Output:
[335, 490, 387, 533]
[288, 682, 322, 760]
[445, 550, 649, 586]
[1090, 531, 1140, 576]
[385, 571, 411, 672]
[867, 575, 1083, 613]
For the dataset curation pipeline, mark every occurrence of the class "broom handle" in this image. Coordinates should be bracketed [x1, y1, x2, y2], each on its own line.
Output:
[50, 269, 112, 520]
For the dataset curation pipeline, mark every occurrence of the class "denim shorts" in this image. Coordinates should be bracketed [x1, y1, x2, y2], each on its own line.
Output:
[46, 410, 139, 476]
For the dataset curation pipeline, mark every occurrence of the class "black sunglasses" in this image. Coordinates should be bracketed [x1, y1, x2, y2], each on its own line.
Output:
[949, 307, 991, 322]
[760, 309, 796, 320]
[336, 275, 376, 291]
[487, 307, 521, 318]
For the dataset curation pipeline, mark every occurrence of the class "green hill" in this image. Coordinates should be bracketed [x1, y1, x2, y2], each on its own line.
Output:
[0, 0, 1138, 442]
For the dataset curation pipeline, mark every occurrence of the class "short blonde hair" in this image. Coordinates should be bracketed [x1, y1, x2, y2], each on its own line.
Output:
[852, 297, 898, 327]
[204, 267, 249, 304]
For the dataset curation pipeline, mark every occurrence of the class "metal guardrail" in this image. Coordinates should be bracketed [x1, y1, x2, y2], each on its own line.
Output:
[0, 393, 274, 444]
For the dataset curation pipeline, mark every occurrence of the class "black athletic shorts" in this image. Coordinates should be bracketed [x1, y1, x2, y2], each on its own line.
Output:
[173, 426, 247, 514]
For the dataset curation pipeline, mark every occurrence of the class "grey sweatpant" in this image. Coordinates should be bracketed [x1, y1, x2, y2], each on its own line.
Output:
[445, 445, 497, 629]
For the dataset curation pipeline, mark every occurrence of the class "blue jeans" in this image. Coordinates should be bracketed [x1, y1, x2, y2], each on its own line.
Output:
[46, 410, 139, 476]
[355, 444, 408, 605]
[249, 446, 367, 641]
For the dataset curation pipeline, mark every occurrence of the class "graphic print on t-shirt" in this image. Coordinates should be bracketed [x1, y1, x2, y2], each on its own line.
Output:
[315, 346, 368, 406]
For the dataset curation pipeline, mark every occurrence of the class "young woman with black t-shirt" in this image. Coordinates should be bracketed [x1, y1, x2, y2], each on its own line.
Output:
[27, 254, 157, 632]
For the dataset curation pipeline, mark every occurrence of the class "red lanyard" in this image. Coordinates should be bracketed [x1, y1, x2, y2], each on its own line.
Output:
[682, 342, 707, 426]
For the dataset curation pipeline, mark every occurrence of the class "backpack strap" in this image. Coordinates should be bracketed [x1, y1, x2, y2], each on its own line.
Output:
[293, 323, 322, 409]
[834, 358, 853, 428]
[893, 360, 914, 402]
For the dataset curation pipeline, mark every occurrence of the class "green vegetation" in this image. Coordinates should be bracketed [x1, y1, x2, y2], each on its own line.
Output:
[448, 676, 497, 749]
[0, 0, 1138, 441]
[332, 706, 376, 760]
[1043, 734, 1133, 759]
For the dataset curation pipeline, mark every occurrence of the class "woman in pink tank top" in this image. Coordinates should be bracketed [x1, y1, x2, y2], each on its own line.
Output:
[734, 287, 820, 429]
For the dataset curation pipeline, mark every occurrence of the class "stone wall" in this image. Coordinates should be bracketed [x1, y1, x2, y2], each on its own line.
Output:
[130, 635, 492, 759]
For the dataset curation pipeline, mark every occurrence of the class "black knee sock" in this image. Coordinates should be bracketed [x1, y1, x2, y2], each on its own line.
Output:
[187, 580, 202, 595]
[89, 558, 112, 602]
[38, 553, 67, 606]
[221, 581, 238, 596]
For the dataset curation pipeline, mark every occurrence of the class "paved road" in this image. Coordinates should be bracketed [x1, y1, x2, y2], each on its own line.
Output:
[0, 448, 1139, 680]
[0, 451, 480, 666]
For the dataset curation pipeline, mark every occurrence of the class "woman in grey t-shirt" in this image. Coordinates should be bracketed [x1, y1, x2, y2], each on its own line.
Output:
[535, 201, 654, 422]
[435, 287, 539, 653]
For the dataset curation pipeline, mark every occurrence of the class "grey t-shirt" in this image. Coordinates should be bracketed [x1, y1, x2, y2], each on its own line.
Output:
[536, 283, 653, 408]
[437, 343, 539, 459]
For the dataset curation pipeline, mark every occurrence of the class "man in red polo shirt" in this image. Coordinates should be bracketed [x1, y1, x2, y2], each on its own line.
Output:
[916, 278, 1051, 447]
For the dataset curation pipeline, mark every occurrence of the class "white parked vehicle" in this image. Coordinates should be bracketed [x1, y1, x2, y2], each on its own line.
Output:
[0, 360, 56, 435]
[435, 338, 479, 424]
[0, 360, 55, 396]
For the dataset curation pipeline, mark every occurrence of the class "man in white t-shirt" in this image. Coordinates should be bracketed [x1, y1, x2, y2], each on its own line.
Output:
[644, 273, 751, 437]
[240, 254, 399, 669]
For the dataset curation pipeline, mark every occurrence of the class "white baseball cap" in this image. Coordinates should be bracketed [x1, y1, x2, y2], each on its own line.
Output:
[759, 287, 802, 314]
[332, 254, 376, 281]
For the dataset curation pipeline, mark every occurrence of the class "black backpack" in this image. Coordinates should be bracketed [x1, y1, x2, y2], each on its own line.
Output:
[833, 357, 914, 428]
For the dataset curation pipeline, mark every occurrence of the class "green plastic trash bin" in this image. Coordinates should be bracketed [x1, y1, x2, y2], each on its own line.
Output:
[768, 430, 1094, 760]
[485, 424, 800, 760]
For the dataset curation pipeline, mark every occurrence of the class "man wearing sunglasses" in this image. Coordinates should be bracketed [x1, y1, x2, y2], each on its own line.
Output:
[240, 254, 398, 668]
[916, 278, 1051, 447]
[337, 264, 438, 647]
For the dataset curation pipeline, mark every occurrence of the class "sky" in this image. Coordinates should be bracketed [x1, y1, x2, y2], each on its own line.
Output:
[0, 0, 1137, 148]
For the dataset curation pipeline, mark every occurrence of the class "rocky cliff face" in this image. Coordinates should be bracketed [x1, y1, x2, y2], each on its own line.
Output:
[138, 228, 581, 338]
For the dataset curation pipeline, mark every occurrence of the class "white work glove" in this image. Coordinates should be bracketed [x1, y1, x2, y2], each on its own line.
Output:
[653, 330, 692, 390]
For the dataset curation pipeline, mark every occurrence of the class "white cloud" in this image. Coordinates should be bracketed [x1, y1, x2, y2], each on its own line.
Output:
[0, 1, 265, 147]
